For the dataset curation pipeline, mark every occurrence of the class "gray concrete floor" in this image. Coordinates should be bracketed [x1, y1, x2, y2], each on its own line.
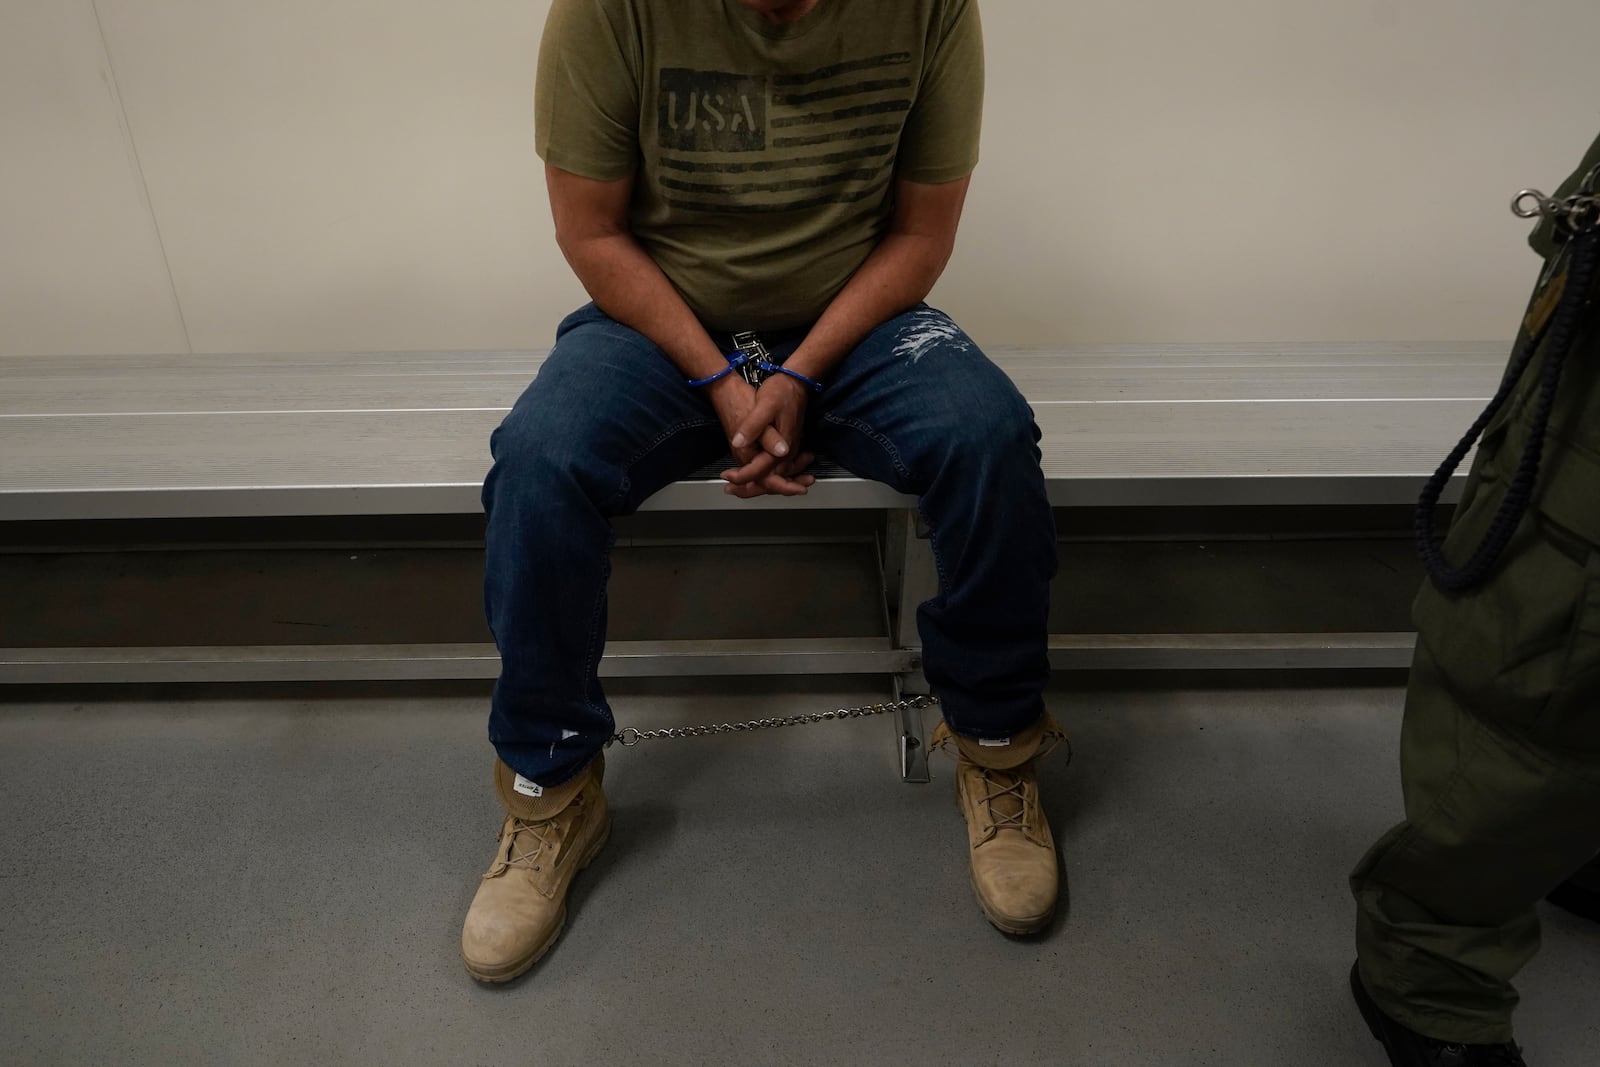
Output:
[2, 682, 1596, 1066]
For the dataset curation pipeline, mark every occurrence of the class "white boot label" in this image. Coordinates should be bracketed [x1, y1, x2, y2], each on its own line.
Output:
[979, 737, 1011, 747]
[512, 774, 544, 798]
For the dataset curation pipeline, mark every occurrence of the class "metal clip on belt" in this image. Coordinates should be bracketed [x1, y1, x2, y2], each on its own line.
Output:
[1416, 164, 1600, 592]
[1512, 162, 1600, 236]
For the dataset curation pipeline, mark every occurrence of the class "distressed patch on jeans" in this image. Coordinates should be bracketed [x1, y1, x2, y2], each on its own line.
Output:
[891, 309, 974, 365]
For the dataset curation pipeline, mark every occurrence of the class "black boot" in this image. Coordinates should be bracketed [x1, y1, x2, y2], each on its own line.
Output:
[1546, 856, 1600, 923]
[1351, 963, 1528, 1066]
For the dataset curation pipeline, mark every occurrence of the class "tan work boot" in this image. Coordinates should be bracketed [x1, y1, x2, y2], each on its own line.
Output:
[932, 714, 1067, 935]
[460, 754, 610, 982]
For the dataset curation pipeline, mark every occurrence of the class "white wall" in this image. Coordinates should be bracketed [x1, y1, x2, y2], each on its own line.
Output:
[0, 2, 189, 355]
[2, 0, 1597, 356]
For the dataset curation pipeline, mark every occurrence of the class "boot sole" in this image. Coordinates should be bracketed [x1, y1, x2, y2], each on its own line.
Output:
[1548, 878, 1600, 923]
[1350, 960, 1405, 1061]
[970, 871, 1055, 936]
[952, 784, 1056, 936]
[463, 812, 613, 984]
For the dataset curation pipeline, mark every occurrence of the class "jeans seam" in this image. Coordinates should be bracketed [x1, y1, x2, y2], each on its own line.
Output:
[625, 417, 719, 468]
[571, 418, 717, 734]
[585, 416, 720, 727]
[917, 505, 951, 592]
[580, 525, 617, 737]
[599, 416, 720, 513]
[821, 412, 913, 482]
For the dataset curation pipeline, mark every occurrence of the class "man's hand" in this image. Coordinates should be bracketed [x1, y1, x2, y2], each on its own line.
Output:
[707, 376, 815, 498]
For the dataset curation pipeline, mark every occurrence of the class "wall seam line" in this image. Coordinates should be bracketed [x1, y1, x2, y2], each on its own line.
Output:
[89, 0, 193, 354]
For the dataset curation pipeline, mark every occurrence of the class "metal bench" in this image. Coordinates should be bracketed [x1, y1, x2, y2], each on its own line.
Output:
[0, 343, 1505, 518]
[0, 342, 1505, 691]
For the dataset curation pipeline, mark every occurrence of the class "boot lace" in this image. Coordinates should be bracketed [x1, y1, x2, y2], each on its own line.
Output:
[504, 815, 561, 871]
[977, 769, 1030, 831]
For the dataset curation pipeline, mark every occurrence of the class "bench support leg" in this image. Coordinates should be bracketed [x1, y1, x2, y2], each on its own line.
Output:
[884, 510, 938, 783]
[894, 675, 932, 784]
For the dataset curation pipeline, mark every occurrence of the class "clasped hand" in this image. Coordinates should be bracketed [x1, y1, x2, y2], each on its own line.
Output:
[709, 374, 815, 499]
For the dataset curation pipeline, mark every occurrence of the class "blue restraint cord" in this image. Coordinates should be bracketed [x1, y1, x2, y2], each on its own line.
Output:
[683, 351, 749, 388]
[764, 364, 825, 392]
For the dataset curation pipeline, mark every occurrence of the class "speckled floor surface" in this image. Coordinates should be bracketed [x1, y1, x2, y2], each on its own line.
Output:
[3, 682, 1596, 1066]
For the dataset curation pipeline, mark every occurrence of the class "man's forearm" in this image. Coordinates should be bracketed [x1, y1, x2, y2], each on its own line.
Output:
[783, 231, 954, 383]
[560, 232, 730, 382]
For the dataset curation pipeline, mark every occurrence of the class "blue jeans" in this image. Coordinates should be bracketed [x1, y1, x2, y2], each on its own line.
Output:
[483, 303, 1057, 786]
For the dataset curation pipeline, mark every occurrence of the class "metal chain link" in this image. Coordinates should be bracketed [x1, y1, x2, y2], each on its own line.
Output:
[609, 694, 939, 747]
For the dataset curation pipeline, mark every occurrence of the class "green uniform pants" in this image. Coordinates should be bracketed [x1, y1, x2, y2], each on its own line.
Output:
[1350, 130, 1600, 1044]
[1350, 507, 1600, 1043]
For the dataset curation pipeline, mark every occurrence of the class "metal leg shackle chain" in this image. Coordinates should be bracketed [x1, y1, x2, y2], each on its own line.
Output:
[609, 694, 940, 748]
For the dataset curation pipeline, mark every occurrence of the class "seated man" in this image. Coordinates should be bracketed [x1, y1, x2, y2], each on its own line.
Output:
[1349, 129, 1600, 1066]
[460, 0, 1063, 983]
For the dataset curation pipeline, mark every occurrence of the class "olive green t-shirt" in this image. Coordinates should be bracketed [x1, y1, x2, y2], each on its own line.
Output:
[534, 0, 984, 331]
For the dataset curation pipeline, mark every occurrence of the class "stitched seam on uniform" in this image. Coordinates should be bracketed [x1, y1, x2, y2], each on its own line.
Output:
[1493, 696, 1595, 780]
[1393, 713, 1490, 856]
[821, 413, 912, 481]
[1380, 998, 1514, 1045]
[1545, 548, 1600, 734]
[1366, 714, 1498, 1012]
